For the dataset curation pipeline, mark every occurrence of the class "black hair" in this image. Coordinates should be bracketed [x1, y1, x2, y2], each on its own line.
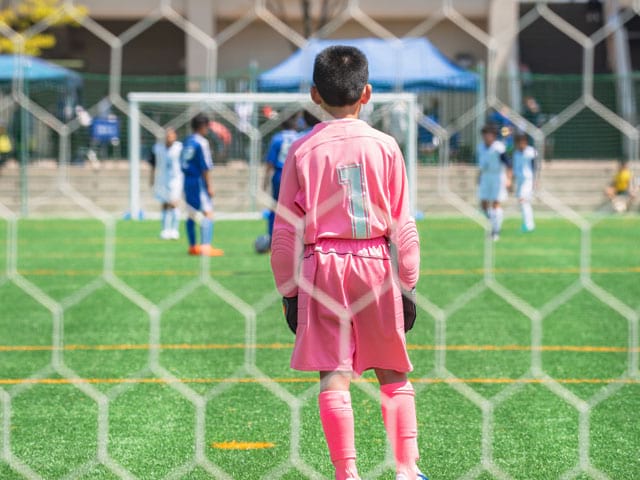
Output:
[312, 45, 369, 107]
[514, 132, 528, 142]
[481, 124, 498, 136]
[191, 113, 209, 132]
[303, 110, 321, 128]
[281, 114, 298, 130]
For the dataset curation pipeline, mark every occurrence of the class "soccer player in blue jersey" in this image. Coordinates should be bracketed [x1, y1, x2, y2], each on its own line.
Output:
[301, 109, 321, 135]
[512, 133, 537, 232]
[181, 113, 223, 257]
[478, 124, 512, 241]
[263, 114, 300, 239]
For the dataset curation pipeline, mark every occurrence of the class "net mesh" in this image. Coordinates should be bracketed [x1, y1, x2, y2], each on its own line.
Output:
[0, 1, 639, 479]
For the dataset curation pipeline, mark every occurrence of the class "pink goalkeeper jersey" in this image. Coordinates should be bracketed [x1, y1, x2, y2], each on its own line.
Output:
[271, 118, 420, 297]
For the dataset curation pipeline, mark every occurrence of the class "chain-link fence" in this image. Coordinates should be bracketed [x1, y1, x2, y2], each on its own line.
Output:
[1, 72, 638, 168]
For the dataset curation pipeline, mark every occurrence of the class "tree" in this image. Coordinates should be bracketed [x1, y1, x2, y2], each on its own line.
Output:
[268, 0, 347, 42]
[0, 0, 87, 56]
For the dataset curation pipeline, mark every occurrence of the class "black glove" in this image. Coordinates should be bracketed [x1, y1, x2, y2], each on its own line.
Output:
[402, 288, 417, 332]
[282, 296, 298, 334]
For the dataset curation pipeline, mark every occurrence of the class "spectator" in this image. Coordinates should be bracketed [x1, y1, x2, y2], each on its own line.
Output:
[0, 122, 13, 164]
[522, 96, 543, 128]
[605, 160, 636, 213]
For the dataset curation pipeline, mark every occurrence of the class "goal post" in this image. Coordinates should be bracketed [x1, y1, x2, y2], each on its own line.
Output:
[127, 91, 419, 221]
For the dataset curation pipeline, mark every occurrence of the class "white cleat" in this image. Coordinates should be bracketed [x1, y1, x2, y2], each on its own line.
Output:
[159, 229, 172, 240]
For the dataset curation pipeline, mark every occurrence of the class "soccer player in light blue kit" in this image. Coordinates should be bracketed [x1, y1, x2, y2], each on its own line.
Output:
[181, 113, 223, 257]
[477, 124, 512, 241]
[512, 132, 537, 232]
[149, 127, 183, 240]
[263, 114, 300, 240]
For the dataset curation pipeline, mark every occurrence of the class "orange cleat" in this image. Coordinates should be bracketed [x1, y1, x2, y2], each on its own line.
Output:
[188, 245, 201, 255]
[199, 245, 224, 257]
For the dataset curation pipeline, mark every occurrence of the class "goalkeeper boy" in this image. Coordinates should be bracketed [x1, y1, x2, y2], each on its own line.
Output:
[270, 46, 426, 480]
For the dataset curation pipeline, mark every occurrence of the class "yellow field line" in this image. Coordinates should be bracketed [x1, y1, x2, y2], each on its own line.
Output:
[0, 343, 636, 353]
[424, 266, 640, 275]
[12, 266, 640, 277]
[0, 343, 290, 352]
[0, 377, 637, 386]
[212, 441, 275, 450]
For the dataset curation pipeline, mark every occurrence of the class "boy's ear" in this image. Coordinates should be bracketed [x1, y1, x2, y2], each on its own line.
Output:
[310, 86, 323, 105]
[360, 84, 372, 104]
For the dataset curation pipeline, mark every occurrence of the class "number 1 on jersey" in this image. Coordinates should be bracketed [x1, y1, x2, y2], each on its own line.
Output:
[338, 164, 370, 239]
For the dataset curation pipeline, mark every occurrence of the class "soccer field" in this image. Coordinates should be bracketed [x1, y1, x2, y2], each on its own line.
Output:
[0, 217, 638, 480]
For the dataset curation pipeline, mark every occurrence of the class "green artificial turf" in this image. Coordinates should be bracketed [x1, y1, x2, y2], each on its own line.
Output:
[0, 216, 638, 479]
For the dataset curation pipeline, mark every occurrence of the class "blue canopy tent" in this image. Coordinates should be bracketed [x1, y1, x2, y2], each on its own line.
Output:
[0, 55, 82, 122]
[0, 56, 84, 176]
[0, 55, 82, 86]
[0, 56, 84, 214]
[258, 37, 478, 92]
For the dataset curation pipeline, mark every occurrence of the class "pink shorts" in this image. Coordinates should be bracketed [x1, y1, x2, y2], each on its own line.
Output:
[290, 237, 413, 375]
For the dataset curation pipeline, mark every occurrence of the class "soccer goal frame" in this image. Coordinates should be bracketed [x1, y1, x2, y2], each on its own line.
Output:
[128, 92, 419, 220]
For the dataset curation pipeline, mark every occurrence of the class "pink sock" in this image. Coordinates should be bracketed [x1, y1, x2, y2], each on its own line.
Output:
[381, 381, 419, 478]
[319, 390, 359, 480]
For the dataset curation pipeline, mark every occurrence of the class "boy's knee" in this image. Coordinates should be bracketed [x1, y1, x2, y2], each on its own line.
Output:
[375, 369, 408, 386]
[320, 371, 352, 392]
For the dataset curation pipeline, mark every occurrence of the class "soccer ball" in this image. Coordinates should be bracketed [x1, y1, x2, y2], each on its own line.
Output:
[254, 234, 271, 254]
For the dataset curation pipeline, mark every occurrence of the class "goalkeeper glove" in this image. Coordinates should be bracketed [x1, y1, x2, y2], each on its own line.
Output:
[402, 288, 417, 332]
[282, 296, 298, 334]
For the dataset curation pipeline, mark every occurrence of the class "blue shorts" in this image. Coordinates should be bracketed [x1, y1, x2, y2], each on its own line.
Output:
[479, 173, 507, 202]
[184, 178, 212, 213]
[271, 169, 282, 201]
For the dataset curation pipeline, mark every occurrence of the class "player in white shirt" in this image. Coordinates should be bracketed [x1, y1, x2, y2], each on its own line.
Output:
[512, 133, 537, 232]
[477, 124, 512, 241]
[149, 127, 183, 239]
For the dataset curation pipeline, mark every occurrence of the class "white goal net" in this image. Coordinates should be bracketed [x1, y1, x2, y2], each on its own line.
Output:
[1, 1, 639, 479]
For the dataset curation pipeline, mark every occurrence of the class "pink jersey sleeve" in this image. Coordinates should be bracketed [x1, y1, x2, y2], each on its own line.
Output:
[388, 146, 420, 290]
